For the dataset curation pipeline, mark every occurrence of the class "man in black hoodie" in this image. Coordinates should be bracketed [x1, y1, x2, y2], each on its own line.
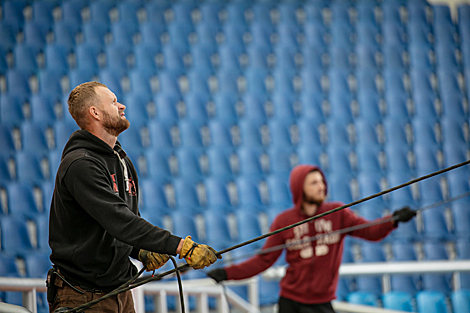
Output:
[48, 82, 221, 313]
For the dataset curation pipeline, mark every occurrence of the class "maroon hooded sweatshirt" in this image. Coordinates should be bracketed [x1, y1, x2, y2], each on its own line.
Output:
[224, 164, 396, 304]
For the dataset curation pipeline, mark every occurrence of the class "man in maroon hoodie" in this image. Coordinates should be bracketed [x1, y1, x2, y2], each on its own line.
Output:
[207, 164, 416, 313]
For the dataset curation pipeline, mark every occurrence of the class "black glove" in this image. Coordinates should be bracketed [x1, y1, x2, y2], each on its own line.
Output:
[392, 207, 417, 225]
[207, 268, 227, 283]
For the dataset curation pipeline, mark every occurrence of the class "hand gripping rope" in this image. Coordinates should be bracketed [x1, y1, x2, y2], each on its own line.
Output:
[56, 159, 470, 313]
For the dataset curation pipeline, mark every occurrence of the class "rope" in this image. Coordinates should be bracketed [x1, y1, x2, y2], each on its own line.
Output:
[57, 159, 470, 312]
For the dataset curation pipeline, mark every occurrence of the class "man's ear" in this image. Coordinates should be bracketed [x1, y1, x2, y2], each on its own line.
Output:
[89, 106, 101, 121]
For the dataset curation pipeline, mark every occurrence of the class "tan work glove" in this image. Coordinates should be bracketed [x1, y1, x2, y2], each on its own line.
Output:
[138, 249, 170, 271]
[179, 236, 221, 269]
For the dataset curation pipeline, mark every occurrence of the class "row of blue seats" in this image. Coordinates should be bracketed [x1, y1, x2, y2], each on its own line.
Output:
[1, 0, 465, 32]
[4, 38, 468, 76]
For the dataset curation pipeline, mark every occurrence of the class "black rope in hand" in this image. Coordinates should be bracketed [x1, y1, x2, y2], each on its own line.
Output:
[58, 159, 470, 313]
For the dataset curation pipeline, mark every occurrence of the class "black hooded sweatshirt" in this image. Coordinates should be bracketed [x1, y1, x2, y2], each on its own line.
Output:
[49, 129, 181, 290]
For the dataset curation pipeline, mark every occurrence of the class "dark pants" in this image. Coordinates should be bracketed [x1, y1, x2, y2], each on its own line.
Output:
[49, 275, 135, 313]
[278, 297, 336, 313]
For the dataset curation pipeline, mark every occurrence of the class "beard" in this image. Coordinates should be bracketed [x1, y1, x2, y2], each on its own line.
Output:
[303, 193, 324, 206]
[102, 110, 130, 136]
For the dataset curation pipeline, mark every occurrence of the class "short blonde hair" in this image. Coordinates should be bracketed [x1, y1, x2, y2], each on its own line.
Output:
[67, 81, 107, 129]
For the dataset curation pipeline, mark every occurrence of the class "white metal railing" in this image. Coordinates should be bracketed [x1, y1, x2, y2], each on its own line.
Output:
[1, 260, 470, 313]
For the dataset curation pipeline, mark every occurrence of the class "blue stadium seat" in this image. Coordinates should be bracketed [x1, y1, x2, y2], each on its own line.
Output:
[299, 92, 325, 121]
[1, 94, 27, 126]
[111, 20, 139, 47]
[413, 92, 439, 119]
[268, 118, 294, 147]
[236, 176, 264, 210]
[212, 92, 239, 123]
[383, 43, 406, 69]
[447, 168, 470, 198]
[82, 20, 110, 49]
[382, 22, 406, 48]
[99, 69, 124, 101]
[266, 175, 291, 208]
[0, 124, 17, 154]
[383, 291, 414, 312]
[356, 68, 380, 94]
[245, 66, 269, 96]
[356, 145, 383, 174]
[300, 68, 324, 94]
[45, 44, 69, 74]
[199, 2, 222, 27]
[355, 119, 381, 148]
[175, 147, 204, 182]
[386, 143, 413, 175]
[347, 291, 379, 306]
[170, 209, 201, 242]
[408, 20, 433, 47]
[329, 44, 352, 70]
[328, 173, 354, 204]
[206, 148, 235, 180]
[25, 252, 52, 278]
[53, 120, 77, 151]
[60, 0, 87, 25]
[204, 177, 233, 211]
[247, 43, 272, 70]
[123, 92, 152, 127]
[452, 290, 470, 313]
[303, 20, 327, 47]
[329, 92, 354, 122]
[203, 209, 234, 251]
[173, 179, 202, 211]
[117, 125, 146, 153]
[148, 121, 174, 150]
[327, 119, 353, 147]
[417, 290, 449, 313]
[302, 44, 325, 70]
[267, 145, 296, 177]
[356, 44, 380, 69]
[356, 22, 380, 48]
[14, 44, 39, 75]
[250, 21, 274, 49]
[441, 116, 467, 148]
[409, 43, 433, 71]
[184, 91, 210, 122]
[452, 201, 470, 239]
[414, 144, 441, 177]
[384, 68, 408, 95]
[74, 43, 101, 71]
[53, 21, 79, 53]
[208, 120, 235, 148]
[178, 120, 204, 149]
[412, 117, 439, 146]
[336, 278, 351, 301]
[0, 215, 34, 255]
[422, 241, 452, 294]
[235, 209, 263, 249]
[23, 21, 50, 52]
[158, 70, 183, 96]
[38, 69, 65, 96]
[237, 147, 264, 179]
[296, 145, 323, 167]
[385, 92, 410, 120]
[297, 116, 323, 147]
[89, 0, 115, 24]
[2, 0, 26, 31]
[104, 43, 132, 77]
[391, 243, 420, 294]
[272, 67, 298, 96]
[357, 1, 379, 25]
[239, 119, 265, 147]
[191, 44, 215, 74]
[144, 149, 173, 183]
[154, 92, 180, 123]
[21, 121, 52, 152]
[410, 68, 435, 98]
[133, 43, 160, 74]
[5, 182, 43, 218]
[167, 22, 193, 51]
[218, 42, 244, 74]
[139, 178, 170, 214]
[139, 21, 165, 49]
[0, 22, 16, 52]
[143, 2, 167, 26]
[16, 151, 50, 183]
